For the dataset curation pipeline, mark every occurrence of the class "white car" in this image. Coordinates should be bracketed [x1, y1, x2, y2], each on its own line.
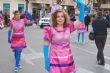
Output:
[39, 17, 51, 28]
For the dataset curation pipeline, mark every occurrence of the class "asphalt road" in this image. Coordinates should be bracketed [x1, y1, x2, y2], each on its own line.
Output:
[0, 26, 110, 73]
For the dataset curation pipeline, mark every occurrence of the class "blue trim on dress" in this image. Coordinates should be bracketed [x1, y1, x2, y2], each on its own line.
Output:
[50, 61, 74, 67]
[12, 36, 24, 38]
[11, 46, 27, 49]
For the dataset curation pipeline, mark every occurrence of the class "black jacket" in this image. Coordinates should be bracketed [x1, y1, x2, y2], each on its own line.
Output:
[85, 15, 90, 25]
[92, 16, 110, 36]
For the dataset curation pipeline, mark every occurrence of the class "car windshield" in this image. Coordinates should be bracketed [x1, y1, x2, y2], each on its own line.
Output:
[43, 13, 51, 18]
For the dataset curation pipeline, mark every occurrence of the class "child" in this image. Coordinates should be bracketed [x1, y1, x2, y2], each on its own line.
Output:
[8, 10, 27, 72]
[77, 23, 86, 45]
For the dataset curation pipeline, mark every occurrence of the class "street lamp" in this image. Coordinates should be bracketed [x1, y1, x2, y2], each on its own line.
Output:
[64, 6, 67, 10]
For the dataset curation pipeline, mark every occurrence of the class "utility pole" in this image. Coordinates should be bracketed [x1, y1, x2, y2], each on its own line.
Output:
[25, 0, 29, 11]
[41, 0, 45, 18]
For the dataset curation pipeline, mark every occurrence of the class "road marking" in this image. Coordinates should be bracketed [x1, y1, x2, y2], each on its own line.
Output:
[76, 68, 94, 73]
[22, 46, 44, 66]
[96, 63, 110, 72]
[104, 64, 110, 72]
[71, 45, 110, 60]
[71, 45, 110, 72]
[107, 35, 110, 38]
[90, 43, 110, 48]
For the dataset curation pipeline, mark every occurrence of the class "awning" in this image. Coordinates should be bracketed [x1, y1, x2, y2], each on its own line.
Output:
[61, 0, 76, 6]
[31, 0, 76, 6]
[31, 0, 50, 4]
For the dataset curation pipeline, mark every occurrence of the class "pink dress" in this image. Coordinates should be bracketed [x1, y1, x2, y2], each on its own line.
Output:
[44, 23, 76, 73]
[0, 16, 3, 28]
[77, 23, 86, 33]
[10, 19, 26, 51]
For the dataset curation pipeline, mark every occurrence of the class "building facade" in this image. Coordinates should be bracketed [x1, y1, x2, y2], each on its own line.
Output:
[0, 0, 76, 18]
[0, 0, 28, 18]
[93, 0, 110, 13]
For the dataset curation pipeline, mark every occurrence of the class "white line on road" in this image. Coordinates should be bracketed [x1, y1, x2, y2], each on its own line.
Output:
[22, 46, 44, 66]
[71, 45, 110, 60]
[96, 63, 110, 72]
[90, 43, 110, 49]
[71, 45, 110, 72]
[104, 64, 110, 72]
[76, 68, 94, 73]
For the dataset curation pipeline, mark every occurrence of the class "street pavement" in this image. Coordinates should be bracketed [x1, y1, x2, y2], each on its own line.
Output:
[0, 25, 110, 73]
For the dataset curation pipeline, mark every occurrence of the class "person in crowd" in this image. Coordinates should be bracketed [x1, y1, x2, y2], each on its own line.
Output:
[84, 14, 90, 31]
[4, 12, 10, 26]
[77, 22, 86, 45]
[92, 11, 110, 66]
[43, 0, 85, 72]
[8, 10, 27, 72]
[0, 11, 4, 29]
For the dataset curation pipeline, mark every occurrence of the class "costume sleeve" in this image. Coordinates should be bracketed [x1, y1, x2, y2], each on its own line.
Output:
[23, 18, 27, 26]
[68, 22, 76, 33]
[44, 26, 52, 42]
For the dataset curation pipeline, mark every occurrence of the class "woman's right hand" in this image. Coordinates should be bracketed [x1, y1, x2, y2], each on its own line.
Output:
[45, 58, 50, 72]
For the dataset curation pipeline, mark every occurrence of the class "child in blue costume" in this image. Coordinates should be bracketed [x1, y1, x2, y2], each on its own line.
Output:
[75, 0, 85, 45]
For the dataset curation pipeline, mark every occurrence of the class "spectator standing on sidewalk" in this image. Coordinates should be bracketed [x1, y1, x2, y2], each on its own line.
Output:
[84, 14, 90, 31]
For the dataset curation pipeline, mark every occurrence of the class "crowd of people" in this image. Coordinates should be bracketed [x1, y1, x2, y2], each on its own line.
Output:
[0, 10, 40, 29]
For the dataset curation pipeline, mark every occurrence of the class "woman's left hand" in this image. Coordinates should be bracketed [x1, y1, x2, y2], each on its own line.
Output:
[74, 19, 81, 29]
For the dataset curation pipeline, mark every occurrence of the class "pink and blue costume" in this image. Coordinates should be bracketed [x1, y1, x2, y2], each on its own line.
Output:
[75, 0, 86, 45]
[8, 18, 27, 71]
[43, 0, 85, 72]
[0, 15, 4, 29]
[9, 19, 27, 51]
[44, 23, 76, 73]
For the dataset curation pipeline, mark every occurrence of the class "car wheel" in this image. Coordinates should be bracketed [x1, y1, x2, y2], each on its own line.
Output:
[40, 24, 43, 28]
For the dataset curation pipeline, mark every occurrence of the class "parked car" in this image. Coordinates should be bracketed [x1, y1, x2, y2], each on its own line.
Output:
[39, 15, 51, 28]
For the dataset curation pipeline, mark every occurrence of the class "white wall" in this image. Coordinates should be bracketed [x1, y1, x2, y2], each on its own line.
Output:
[0, 2, 3, 11]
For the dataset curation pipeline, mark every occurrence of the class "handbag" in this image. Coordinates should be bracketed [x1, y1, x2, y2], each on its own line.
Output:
[89, 31, 95, 40]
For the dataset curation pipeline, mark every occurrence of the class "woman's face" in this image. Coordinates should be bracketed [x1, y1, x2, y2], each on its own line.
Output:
[14, 12, 20, 20]
[56, 12, 65, 26]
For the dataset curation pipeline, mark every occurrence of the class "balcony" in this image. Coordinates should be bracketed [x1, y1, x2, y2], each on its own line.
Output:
[31, 0, 51, 4]
[100, 4, 110, 9]
[30, 0, 76, 6]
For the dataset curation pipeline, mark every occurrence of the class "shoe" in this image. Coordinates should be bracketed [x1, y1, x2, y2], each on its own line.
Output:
[97, 60, 105, 66]
[14, 67, 19, 72]
[18, 65, 22, 69]
[98, 63, 105, 66]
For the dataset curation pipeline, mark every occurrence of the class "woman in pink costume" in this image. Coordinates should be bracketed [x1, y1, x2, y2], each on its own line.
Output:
[8, 11, 27, 72]
[43, 5, 81, 73]
[77, 22, 86, 45]
[0, 13, 4, 29]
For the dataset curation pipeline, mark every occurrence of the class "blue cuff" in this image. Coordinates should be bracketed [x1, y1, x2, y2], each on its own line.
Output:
[8, 29, 11, 43]
[43, 45, 49, 61]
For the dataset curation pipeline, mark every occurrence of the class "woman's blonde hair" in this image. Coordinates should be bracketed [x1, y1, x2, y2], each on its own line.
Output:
[51, 9, 70, 28]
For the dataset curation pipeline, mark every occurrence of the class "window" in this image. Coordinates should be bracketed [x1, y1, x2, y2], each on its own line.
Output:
[18, 4, 24, 13]
[3, 3, 10, 15]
